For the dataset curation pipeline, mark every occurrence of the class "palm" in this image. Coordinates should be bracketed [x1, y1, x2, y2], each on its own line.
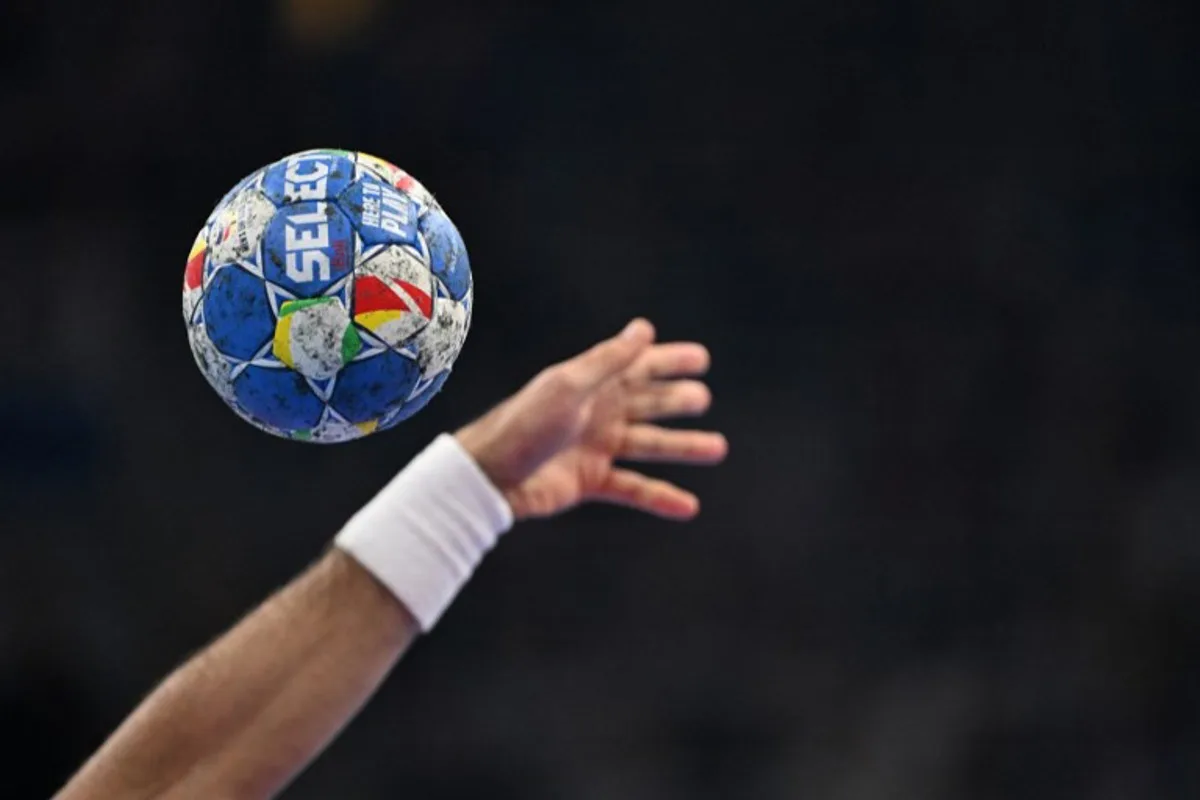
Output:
[510, 387, 626, 517]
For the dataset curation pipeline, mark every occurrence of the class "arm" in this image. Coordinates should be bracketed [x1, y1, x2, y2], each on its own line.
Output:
[56, 549, 418, 800]
[56, 318, 726, 800]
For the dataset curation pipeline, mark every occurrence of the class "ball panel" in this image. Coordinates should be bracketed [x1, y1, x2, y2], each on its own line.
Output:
[183, 227, 208, 322]
[232, 366, 326, 431]
[262, 201, 355, 297]
[414, 285, 471, 377]
[299, 409, 379, 444]
[328, 350, 422, 424]
[263, 151, 356, 206]
[337, 174, 419, 249]
[293, 148, 355, 159]
[419, 209, 471, 301]
[379, 369, 451, 431]
[202, 266, 276, 361]
[303, 417, 357, 443]
[187, 315, 236, 402]
[354, 152, 441, 211]
[351, 245, 434, 348]
[271, 297, 356, 380]
[208, 188, 276, 268]
[208, 168, 266, 224]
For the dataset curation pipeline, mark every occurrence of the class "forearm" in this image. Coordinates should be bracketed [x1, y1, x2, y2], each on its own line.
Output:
[56, 550, 418, 800]
[57, 434, 512, 800]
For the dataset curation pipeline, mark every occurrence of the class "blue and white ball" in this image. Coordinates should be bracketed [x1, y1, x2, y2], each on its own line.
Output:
[183, 149, 472, 442]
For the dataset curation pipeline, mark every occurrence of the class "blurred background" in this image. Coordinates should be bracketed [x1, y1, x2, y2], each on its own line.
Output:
[1, 0, 1198, 797]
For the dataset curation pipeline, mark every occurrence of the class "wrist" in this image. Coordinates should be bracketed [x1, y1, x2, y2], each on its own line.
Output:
[454, 420, 520, 506]
[334, 434, 514, 631]
[452, 421, 494, 479]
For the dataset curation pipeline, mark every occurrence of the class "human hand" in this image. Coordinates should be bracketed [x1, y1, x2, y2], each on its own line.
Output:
[455, 319, 727, 521]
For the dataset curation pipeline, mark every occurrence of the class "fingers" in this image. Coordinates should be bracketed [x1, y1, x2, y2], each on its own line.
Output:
[559, 318, 656, 392]
[628, 342, 710, 382]
[594, 468, 700, 520]
[627, 380, 712, 422]
[620, 425, 728, 464]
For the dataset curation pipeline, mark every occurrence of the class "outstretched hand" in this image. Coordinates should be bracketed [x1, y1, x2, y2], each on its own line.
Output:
[455, 319, 727, 521]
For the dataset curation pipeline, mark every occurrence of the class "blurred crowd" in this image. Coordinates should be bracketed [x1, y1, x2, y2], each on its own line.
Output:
[1, 0, 1198, 797]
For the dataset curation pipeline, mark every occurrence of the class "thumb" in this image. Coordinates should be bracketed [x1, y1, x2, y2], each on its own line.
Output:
[565, 318, 655, 391]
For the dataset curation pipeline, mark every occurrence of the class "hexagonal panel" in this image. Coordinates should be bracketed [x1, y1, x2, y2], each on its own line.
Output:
[208, 188, 276, 268]
[351, 245, 434, 348]
[182, 226, 207, 322]
[413, 284, 471, 376]
[207, 168, 267, 225]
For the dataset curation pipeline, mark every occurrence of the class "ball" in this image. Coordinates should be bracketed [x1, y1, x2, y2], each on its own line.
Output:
[182, 149, 472, 443]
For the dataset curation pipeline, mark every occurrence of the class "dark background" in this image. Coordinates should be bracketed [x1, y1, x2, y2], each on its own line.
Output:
[2, 0, 1199, 797]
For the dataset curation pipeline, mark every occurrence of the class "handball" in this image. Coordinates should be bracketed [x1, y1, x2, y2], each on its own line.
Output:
[182, 150, 472, 443]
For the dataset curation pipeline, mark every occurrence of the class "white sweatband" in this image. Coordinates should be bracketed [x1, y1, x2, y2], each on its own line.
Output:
[334, 433, 514, 631]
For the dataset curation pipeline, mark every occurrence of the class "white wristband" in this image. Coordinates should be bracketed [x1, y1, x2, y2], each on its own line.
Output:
[334, 433, 514, 631]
